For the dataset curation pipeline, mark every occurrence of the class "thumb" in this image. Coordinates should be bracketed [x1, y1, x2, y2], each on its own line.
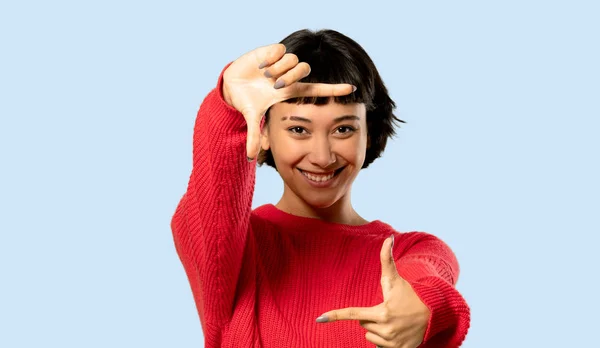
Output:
[244, 111, 263, 160]
[380, 234, 399, 298]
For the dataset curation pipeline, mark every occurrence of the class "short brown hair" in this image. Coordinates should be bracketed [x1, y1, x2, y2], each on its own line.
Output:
[258, 29, 405, 169]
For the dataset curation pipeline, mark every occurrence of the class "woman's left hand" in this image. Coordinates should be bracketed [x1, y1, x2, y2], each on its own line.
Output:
[316, 235, 431, 348]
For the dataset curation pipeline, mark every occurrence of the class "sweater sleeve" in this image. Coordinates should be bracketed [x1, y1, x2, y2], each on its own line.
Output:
[170, 62, 255, 335]
[395, 232, 471, 348]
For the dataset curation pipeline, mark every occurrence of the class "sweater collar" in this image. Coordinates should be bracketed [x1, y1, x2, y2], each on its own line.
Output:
[253, 204, 394, 236]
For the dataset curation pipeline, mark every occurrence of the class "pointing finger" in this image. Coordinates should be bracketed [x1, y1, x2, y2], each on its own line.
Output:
[316, 305, 382, 323]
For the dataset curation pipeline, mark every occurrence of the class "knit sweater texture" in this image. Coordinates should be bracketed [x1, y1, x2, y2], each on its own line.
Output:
[170, 63, 471, 347]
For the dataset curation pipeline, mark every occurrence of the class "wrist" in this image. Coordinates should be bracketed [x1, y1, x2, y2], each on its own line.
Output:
[222, 71, 234, 107]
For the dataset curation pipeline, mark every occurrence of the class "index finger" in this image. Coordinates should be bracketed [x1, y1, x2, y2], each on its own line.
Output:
[316, 306, 381, 323]
[254, 43, 287, 69]
[289, 82, 356, 98]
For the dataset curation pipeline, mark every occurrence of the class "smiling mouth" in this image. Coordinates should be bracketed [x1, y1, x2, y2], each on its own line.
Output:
[298, 167, 346, 183]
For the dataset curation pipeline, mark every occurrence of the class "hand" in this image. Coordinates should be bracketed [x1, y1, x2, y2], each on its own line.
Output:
[316, 235, 431, 348]
[222, 43, 356, 159]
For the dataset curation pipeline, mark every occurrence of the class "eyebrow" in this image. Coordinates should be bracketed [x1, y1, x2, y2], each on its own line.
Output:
[281, 115, 360, 123]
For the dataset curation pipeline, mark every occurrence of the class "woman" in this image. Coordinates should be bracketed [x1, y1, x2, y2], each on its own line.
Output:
[171, 29, 470, 348]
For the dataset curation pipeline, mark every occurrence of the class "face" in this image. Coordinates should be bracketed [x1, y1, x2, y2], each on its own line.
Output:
[261, 100, 368, 209]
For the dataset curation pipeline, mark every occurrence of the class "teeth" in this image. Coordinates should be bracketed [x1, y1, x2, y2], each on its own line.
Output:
[301, 170, 335, 182]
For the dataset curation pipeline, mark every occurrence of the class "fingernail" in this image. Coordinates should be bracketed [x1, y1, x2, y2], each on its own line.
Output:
[316, 315, 328, 323]
[352, 85, 357, 92]
[247, 156, 254, 162]
[264, 70, 272, 78]
[390, 234, 395, 248]
[274, 80, 285, 89]
[258, 60, 267, 69]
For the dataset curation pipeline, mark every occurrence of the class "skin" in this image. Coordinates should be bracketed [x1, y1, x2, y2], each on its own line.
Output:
[223, 43, 429, 347]
[317, 236, 430, 348]
[222, 43, 355, 160]
[261, 100, 370, 225]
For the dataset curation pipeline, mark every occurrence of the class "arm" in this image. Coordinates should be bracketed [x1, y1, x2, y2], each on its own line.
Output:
[171, 62, 254, 332]
[395, 232, 471, 347]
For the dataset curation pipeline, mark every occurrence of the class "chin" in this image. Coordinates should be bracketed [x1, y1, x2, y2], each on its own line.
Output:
[299, 192, 344, 209]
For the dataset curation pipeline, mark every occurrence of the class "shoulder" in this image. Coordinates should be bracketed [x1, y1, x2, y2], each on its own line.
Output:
[377, 223, 459, 261]
[250, 204, 280, 229]
[376, 220, 451, 248]
[375, 221, 444, 247]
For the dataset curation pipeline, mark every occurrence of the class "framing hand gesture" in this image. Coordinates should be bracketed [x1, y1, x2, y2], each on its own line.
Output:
[222, 43, 356, 160]
[316, 235, 431, 348]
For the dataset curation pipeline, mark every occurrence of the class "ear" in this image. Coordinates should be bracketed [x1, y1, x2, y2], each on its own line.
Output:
[260, 125, 270, 151]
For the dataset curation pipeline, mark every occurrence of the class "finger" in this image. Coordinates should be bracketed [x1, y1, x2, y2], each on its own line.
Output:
[286, 82, 356, 98]
[316, 305, 381, 323]
[359, 321, 394, 341]
[255, 43, 287, 69]
[380, 234, 399, 299]
[263, 53, 299, 79]
[270, 61, 309, 89]
[365, 331, 391, 347]
[244, 111, 262, 160]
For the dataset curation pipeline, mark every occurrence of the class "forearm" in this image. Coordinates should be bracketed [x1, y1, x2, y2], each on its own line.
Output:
[171, 62, 255, 327]
[395, 232, 471, 346]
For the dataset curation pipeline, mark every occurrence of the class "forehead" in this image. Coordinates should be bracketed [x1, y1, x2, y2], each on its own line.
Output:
[270, 101, 366, 121]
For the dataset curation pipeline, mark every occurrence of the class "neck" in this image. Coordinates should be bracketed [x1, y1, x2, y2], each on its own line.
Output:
[275, 186, 368, 225]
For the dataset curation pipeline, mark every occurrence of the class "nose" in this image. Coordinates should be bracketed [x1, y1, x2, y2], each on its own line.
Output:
[308, 136, 337, 168]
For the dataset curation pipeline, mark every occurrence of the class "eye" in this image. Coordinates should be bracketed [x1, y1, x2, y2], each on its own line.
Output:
[334, 126, 356, 134]
[288, 126, 308, 134]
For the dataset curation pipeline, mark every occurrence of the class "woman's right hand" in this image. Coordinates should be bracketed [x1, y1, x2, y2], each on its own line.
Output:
[222, 43, 356, 160]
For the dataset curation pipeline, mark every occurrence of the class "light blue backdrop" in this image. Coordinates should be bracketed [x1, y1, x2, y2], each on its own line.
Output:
[1, 1, 598, 347]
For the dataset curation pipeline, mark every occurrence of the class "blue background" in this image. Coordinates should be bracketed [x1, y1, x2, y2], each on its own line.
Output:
[1, 1, 598, 347]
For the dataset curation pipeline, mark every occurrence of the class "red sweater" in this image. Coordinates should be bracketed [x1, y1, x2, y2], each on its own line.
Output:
[170, 63, 471, 347]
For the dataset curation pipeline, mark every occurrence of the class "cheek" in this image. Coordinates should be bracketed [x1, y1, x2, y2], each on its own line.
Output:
[337, 136, 367, 163]
[270, 131, 368, 166]
[270, 133, 305, 165]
